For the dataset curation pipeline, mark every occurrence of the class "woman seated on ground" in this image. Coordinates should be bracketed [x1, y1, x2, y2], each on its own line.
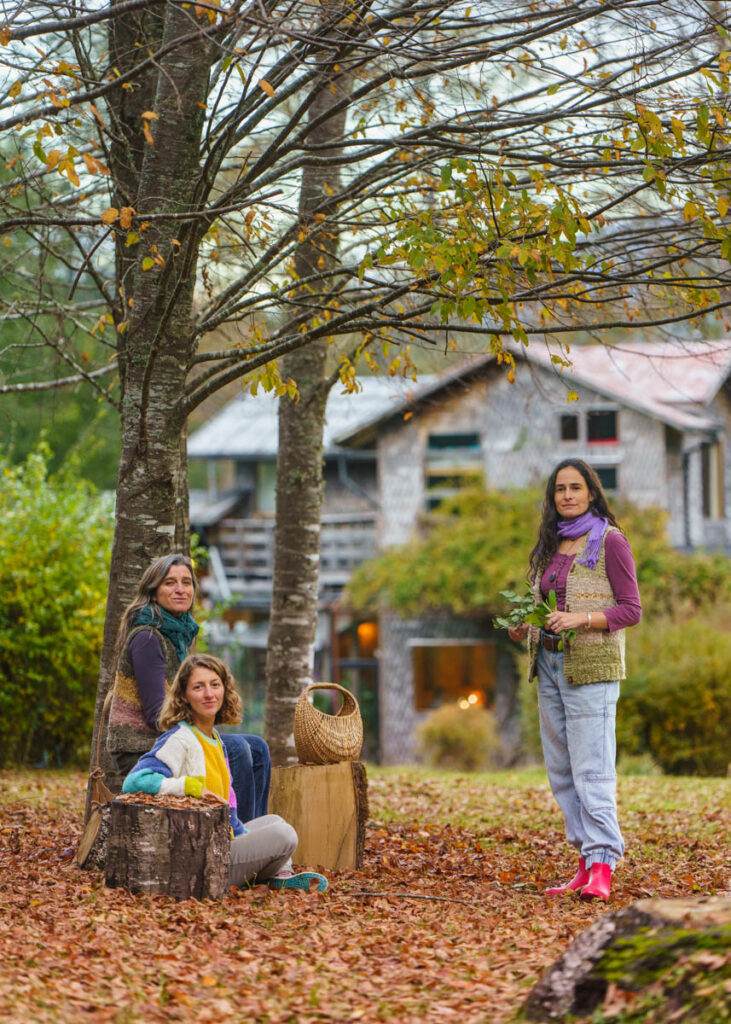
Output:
[123, 653, 327, 892]
[106, 553, 270, 821]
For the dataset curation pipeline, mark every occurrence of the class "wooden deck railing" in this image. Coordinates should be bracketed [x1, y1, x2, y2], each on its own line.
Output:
[213, 511, 377, 590]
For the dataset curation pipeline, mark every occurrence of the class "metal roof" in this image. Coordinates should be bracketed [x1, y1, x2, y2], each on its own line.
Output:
[188, 340, 731, 458]
[332, 339, 731, 443]
[523, 339, 731, 432]
[188, 375, 433, 459]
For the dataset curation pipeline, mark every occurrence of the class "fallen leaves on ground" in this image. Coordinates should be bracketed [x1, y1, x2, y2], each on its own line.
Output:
[0, 767, 728, 1024]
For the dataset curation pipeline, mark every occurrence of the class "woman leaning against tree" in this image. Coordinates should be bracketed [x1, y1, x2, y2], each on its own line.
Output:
[104, 553, 270, 820]
[509, 459, 641, 902]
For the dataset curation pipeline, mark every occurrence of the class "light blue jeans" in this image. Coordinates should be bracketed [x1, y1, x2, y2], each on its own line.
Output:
[536, 646, 624, 869]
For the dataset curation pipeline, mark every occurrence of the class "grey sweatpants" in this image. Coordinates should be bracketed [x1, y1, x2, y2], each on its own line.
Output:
[229, 813, 298, 887]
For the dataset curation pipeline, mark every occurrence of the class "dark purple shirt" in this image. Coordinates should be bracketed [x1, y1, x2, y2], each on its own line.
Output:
[128, 630, 170, 730]
[540, 530, 642, 632]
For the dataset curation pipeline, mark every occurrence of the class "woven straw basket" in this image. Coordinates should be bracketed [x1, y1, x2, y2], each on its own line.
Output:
[294, 683, 363, 765]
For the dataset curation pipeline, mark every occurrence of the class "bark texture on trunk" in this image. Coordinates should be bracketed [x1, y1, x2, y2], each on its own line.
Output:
[105, 797, 231, 900]
[87, 5, 213, 813]
[264, 16, 350, 765]
[523, 896, 731, 1021]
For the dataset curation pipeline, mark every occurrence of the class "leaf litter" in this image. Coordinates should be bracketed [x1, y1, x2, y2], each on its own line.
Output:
[0, 767, 728, 1023]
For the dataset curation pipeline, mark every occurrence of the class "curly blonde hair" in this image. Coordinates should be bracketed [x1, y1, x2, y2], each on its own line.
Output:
[158, 654, 243, 731]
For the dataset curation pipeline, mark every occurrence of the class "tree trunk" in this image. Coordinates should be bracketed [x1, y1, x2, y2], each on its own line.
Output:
[523, 896, 731, 1022]
[264, 13, 351, 765]
[87, 4, 213, 814]
[105, 795, 231, 900]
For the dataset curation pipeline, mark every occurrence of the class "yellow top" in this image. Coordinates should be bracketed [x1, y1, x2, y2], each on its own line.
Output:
[190, 726, 231, 803]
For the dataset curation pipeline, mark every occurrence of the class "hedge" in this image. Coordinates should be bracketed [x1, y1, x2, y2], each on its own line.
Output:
[0, 446, 112, 765]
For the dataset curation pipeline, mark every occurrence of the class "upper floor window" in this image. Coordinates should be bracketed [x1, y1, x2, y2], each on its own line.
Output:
[427, 432, 481, 453]
[593, 466, 618, 493]
[587, 409, 618, 443]
[425, 432, 481, 511]
[560, 414, 579, 441]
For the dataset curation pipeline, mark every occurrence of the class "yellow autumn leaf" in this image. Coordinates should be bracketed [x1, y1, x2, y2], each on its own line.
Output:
[8, 80, 21, 99]
[101, 207, 119, 225]
[140, 110, 159, 120]
[119, 206, 135, 229]
[258, 78, 275, 98]
[717, 196, 729, 218]
[62, 161, 80, 187]
[82, 152, 98, 176]
[0, 26, 11, 45]
[141, 256, 155, 270]
[683, 201, 698, 221]
[143, 122, 154, 146]
[125, 231, 140, 247]
[46, 149, 61, 170]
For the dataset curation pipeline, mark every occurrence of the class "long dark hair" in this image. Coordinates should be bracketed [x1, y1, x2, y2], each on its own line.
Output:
[114, 553, 199, 664]
[528, 459, 620, 581]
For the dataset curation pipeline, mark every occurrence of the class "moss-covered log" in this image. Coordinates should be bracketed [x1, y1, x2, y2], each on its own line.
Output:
[523, 896, 731, 1023]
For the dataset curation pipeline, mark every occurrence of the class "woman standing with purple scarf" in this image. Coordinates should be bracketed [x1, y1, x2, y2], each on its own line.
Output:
[509, 459, 641, 902]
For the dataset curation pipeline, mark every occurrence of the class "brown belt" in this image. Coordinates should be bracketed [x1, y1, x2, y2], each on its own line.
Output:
[540, 631, 563, 652]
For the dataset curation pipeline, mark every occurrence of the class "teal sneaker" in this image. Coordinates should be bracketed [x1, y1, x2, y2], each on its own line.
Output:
[268, 871, 328, 892]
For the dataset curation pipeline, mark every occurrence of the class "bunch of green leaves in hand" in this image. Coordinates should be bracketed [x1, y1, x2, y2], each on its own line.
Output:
[494, 589, 576, 650]
[492, 589, 538, 629]
[525, 590, 577, 650]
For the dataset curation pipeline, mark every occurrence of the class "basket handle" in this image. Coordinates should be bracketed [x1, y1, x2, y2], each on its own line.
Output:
[301, 683, 358, 713]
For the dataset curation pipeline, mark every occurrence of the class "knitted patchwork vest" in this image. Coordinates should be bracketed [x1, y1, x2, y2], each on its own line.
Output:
[529, 527, 626, 686]
[106, 625, 181, 754]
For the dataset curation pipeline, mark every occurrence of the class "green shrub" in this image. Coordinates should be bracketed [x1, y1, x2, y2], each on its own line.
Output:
[0, 445, 113, 765]
[417, 703, 499, 772]
[619, 610, 731, 777]
[516, 613, 731, 777]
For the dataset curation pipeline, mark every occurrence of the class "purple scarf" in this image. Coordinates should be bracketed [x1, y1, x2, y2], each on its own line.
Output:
[556, 511, 609, 570]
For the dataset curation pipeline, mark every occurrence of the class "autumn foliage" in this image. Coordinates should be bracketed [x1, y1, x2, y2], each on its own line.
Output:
[1, 767, 728, 1024]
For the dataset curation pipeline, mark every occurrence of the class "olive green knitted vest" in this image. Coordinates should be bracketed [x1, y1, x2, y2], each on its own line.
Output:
[529, 527, 626, 686]
[106, 625, 180, 754]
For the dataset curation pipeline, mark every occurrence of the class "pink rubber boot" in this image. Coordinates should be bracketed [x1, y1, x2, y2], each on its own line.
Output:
[546, 856, 589, 895]
[580, 862, 612, 901]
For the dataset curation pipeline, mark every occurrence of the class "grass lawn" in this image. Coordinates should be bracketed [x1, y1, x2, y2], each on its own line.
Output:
[1, 766, 728, 1023]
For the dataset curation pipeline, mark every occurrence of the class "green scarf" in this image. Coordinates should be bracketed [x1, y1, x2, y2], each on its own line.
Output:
[134, 604, 199, 665]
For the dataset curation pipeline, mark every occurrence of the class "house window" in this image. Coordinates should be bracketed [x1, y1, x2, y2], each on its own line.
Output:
[593, 466, 618, 493]
[701, 441, 725, 519]
[560, 414, 579, 441]
[411, 640, 495, 711]
[587, 409, 618, 443]
[425, 432, 482, 511]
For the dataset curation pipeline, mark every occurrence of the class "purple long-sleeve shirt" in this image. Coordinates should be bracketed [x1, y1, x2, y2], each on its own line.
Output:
[128, 629, 169, 730]
[539, 530, 642, 632]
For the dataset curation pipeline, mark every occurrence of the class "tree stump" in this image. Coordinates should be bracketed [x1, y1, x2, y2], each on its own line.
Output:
[269, 762, 368, 870]
[523, 896, 731, 1021]
[104, 794, 231, 900]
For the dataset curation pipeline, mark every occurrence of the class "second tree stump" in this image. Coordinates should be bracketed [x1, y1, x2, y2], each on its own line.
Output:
[269, 761, 368, 870]
[104, 794, 231, 900]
